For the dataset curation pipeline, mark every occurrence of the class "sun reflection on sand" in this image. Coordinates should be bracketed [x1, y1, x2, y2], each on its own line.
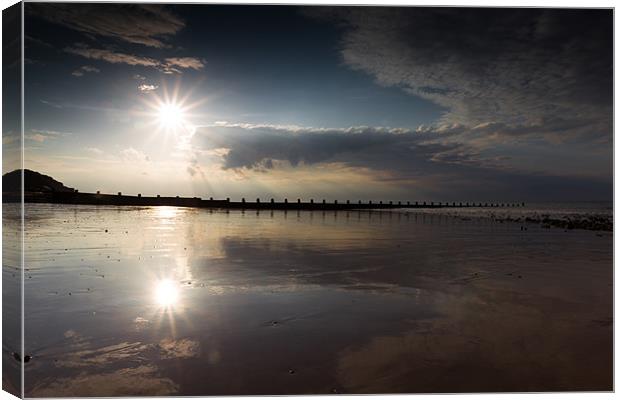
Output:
[148, 275, 197, 340]
[155, 279, 179, 308]
[155, 206, 180, 219]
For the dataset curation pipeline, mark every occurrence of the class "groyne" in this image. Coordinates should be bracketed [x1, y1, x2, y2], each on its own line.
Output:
[4, 191, 525, 210]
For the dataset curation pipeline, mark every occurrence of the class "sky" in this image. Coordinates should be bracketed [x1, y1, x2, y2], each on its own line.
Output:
[9, 4, 613, 202]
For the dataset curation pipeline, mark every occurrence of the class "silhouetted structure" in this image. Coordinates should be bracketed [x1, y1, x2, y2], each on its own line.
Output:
[2, 169, 525, 210]
[7, 190, 525, 211]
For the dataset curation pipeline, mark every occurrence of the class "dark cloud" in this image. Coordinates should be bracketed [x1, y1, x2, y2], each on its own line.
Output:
[192, 123, 439, 170]
[28, 4, 185, 48]
[307, 8, 612, 143]
[191, 123, 611, 201]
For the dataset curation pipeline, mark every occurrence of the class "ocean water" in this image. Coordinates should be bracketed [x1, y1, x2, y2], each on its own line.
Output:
[3, 203, 612, 395]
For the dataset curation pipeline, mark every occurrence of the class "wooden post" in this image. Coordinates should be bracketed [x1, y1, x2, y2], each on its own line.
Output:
[118, 192, 122, 196]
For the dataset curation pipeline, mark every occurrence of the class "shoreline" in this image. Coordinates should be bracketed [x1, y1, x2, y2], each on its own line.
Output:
[405, 209, 613, 232]
[8, 199, 613, 232]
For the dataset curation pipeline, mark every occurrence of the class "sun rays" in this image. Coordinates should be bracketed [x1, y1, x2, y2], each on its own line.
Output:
[154, 279, 179, 308]
[135, 79, 208, 153]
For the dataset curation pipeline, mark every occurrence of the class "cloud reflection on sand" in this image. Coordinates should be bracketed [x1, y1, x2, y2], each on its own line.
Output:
[32, 333, 201, 396]
[337, 298, 612, 393]
[31, 364, 179, 397]
[21, 204, 612, 395]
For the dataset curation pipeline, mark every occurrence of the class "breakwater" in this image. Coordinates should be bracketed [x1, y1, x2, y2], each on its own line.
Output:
[5, 191, 525, 210]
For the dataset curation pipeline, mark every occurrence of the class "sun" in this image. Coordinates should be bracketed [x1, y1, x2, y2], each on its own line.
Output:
[157, 102, 185, 129]
[135, 79, 208, 150]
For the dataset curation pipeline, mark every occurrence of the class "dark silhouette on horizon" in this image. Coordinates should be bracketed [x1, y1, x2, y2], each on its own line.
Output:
[2, 169, 524, 210]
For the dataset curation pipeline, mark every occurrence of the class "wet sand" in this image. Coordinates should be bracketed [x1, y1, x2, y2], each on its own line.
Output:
[8, 204, 612, 396]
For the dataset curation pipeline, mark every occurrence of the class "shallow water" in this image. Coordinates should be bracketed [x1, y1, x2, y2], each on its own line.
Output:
[9, 204, 612, 395]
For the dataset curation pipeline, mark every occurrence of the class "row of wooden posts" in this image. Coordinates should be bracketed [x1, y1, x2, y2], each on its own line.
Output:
[92, 190, 523, 208]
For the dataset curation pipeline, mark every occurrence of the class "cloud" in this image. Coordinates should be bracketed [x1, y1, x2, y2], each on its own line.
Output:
[65, 46, 160, 67]
[40, 99, 63, 109]
[25, 34, 53, 48]
[164, 57, 206, 70]
[2, 133, 18, 146]
[138, 84, 159, 93]
[71, 65, 100, 77]
[85, 147, 104, 155]
[120, 147, 149, 163]
[28, 4, 185, 48]
[190, 122, 611, 201]
[307, 8, 612, 144]
[191, 121, 576, 172]
[65, 46, 205, 74]
[26, 129, 72, 142]
[26, 134, 50, 143]
[192, 123, 434, 170]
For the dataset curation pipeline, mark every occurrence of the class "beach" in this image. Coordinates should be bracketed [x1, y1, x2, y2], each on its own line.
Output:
[9, 203, 612, 395]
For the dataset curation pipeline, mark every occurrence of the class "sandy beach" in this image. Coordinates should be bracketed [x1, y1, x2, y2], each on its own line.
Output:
[7, 203, 611, 395]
